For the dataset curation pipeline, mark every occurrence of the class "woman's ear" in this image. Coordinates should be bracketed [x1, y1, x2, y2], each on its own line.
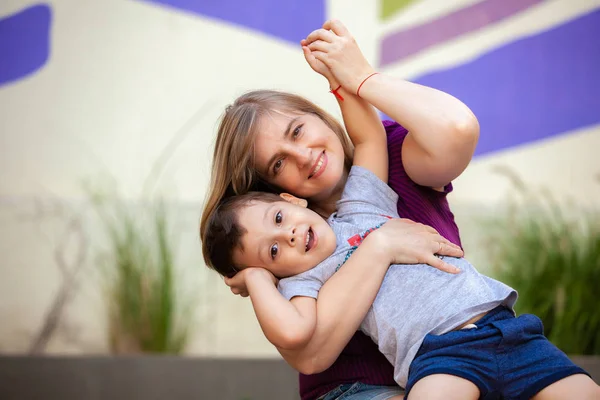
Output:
[280, 193, 308, 208]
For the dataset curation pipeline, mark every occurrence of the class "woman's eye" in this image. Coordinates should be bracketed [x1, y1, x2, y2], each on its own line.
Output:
[275, 211, 282, 224]
[292, 125, 302, 139]
[270, 243, 278, 260]
[273, 159, 283, 174]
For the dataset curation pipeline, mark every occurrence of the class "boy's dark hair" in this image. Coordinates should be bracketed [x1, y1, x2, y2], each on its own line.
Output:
[203, 191, 282, 277]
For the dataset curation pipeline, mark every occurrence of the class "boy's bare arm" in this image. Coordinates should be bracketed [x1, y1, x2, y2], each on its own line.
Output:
[331, 81, 389, 183]
[244, 268, 317, 350]
[301, 45, 388, 183]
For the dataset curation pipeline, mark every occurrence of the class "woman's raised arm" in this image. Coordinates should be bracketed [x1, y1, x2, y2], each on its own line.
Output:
[306, 19, 480, 189]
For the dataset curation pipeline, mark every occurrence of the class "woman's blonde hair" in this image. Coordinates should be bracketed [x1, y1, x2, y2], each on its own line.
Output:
[200, 90, 353, 269]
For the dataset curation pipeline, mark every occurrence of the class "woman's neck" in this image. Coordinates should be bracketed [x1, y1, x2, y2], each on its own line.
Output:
[309, 168, 349, 219]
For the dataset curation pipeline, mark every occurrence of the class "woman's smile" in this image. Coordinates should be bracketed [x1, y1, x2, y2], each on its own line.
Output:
[308, 151, 327, 179]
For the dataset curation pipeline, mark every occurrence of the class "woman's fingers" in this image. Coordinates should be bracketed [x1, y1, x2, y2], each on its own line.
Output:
[431, 234, 463, 251]
[307, 39, 331, 53]
[305, 28, 336, 45]
[438, 241, 464, 258]
[424, 254, 461, 274]
[429, 234, 464, 257]
[323, 19, 350, 37]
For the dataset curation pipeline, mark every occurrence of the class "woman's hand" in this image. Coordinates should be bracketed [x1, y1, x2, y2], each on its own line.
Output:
[224, 268, 278, 298]
[303, 20, 375, 94]
[368, 218, 464, 273]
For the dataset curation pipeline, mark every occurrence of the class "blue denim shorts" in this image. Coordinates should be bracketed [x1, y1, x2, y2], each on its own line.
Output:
[405, 306, 590, 400]
[317, 382, 403, 400]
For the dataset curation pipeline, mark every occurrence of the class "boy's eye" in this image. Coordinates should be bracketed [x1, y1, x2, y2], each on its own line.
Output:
[270, 243, 278, 260]
[275, 211, 282, 224]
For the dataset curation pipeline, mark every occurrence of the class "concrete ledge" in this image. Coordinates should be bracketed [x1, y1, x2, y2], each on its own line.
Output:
[0, 356, 598, 400]
[0, 356, 299, 400]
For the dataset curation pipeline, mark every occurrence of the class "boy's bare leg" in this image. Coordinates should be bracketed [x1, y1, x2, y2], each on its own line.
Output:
[532, 374, 600, 400]
[406, 374, 479, 400]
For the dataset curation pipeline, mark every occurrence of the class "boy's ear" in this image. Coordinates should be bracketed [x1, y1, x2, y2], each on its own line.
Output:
[280, 193, 308, 208]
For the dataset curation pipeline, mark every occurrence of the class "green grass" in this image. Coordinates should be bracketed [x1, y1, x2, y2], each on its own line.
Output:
[90, 190, 192, 354]
[484, 173, 600, 355]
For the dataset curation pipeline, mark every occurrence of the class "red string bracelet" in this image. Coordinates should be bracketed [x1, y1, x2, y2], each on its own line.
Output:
[357, 72, 379, 98]
[329, 85, 344, 101]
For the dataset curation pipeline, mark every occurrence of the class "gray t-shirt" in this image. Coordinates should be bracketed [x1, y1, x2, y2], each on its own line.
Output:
[278, 166, 517, 387]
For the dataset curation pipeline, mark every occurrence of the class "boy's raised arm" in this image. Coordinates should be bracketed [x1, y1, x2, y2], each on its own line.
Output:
[330, 77, 389, 183]
[301, 43, 388, 183]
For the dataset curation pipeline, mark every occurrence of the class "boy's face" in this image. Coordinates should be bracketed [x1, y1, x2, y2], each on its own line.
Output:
[232, 196, 336, 278]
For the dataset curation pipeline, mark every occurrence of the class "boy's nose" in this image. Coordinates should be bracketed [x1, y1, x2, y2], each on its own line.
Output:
[287, 227, 298, 246]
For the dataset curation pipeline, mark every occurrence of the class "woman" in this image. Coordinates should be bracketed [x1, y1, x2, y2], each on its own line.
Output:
[201, 19, 477, 400]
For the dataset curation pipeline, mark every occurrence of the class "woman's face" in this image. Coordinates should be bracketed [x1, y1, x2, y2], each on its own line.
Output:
[253, 111, 346, 202]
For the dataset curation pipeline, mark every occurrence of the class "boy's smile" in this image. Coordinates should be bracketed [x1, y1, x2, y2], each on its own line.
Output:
[232, 197, 337, 278]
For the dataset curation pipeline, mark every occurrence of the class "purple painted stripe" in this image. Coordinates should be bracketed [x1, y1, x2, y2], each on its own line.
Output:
[139, 0, 325, 44]
[0, 4, 51, 86]
[380, 0, 544, 66]
[385, 10, 600, 156]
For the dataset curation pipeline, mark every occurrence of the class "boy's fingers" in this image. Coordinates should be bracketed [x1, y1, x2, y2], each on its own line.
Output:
[302, 47, 320, 70]
[302, 46, 312, 60]
[310, 50, 329, 65]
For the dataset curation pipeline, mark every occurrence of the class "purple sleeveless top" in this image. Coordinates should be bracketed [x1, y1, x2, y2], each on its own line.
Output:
[299, 121, 463, 400]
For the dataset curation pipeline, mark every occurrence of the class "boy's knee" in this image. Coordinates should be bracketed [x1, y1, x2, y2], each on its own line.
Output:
[407, 374, 479, 400]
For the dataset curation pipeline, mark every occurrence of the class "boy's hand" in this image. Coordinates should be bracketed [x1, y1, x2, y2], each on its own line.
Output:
[224, 268, 278, 298]
[304, 20, 375, 94]
[301, 43, 338, 88]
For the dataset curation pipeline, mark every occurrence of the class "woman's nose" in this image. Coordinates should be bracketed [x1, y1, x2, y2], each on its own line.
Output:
[290, 146, 311, 168]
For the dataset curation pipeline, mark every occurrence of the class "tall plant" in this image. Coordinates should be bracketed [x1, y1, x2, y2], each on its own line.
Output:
[89, 191, 192, 353]
[484, 169, 600, 355]
[87, 101, 211, 353]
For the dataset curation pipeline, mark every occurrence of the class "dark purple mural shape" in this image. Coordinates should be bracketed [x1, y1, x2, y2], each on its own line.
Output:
[140, 0, 325, 44]
[386, 10, 600, 156]
[0, 4, 51, 86]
